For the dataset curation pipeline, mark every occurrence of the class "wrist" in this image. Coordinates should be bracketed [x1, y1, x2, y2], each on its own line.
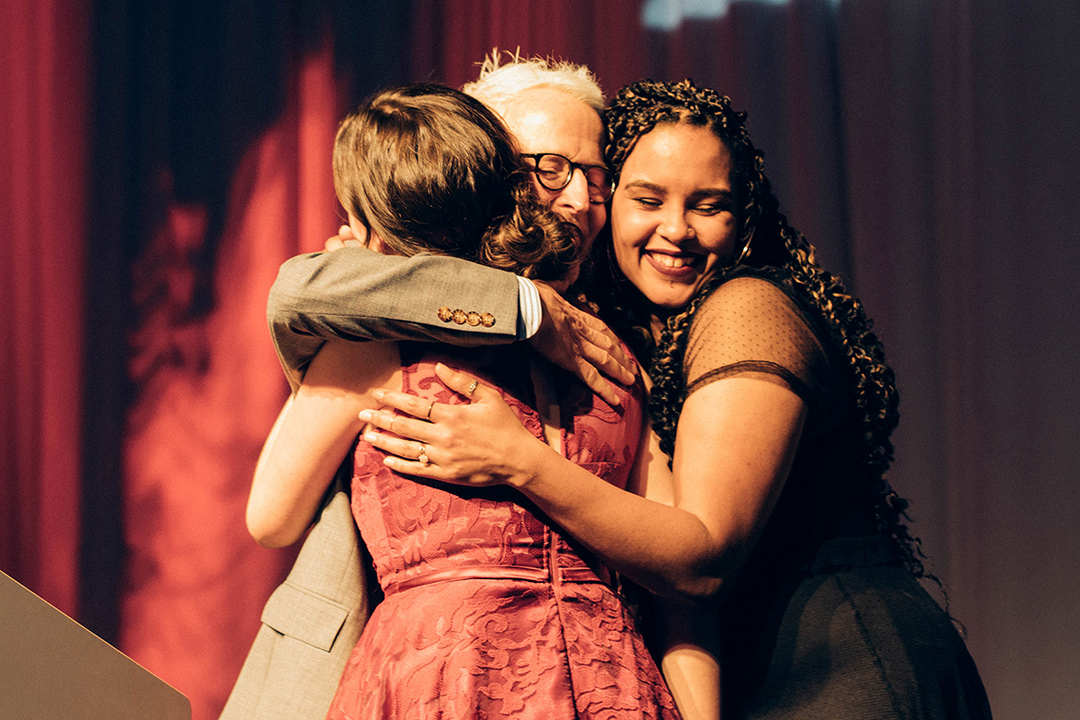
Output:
[503, 435, 550, 491]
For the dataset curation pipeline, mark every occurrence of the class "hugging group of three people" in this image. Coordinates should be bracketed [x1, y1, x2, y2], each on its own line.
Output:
[226, 53, 993, 720]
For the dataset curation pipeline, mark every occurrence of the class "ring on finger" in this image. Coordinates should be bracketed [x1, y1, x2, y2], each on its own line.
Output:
[417, 443, 430, 465]
[423, 400, 435, 420]
[389, 415, 397, 435]
[464, 379, 479, 399]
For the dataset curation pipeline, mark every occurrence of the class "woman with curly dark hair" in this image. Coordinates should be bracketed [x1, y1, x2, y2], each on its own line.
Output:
[363, 79, 991, 719]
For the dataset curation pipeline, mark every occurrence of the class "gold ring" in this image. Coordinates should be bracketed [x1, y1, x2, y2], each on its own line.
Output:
[389, 415, 397, 435]
[464, 379, 479, 399]
[424, 400, 435, 420]
[417, 444, 430, 465]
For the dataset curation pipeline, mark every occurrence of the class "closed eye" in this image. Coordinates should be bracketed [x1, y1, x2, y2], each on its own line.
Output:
[691, 192, 734, 215]
[693, 201, 732, 215]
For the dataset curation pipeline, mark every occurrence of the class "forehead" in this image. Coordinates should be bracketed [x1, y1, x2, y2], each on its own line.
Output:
[500, 88, 605, 165]
[621, 122, 731, 188]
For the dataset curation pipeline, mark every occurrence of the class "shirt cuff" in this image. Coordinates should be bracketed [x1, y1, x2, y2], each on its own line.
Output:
[516, 276, 542, 339]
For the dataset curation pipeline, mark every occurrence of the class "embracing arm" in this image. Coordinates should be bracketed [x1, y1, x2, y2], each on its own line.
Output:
[268, 247, 520, 390]
[365, 366, 806, 602]
[361, 277, 814, 599]
[511, 376, 804, 599]
[269, 245, 635, 401]
[246, 339, 400, 548]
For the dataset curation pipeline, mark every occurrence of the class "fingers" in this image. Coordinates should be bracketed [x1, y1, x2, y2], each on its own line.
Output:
[571, 313, 637, 384]
[577, 336, 636, 389]
[359, 408, 433, 443]
[372, 389, 440, 420]
[362, 429, 444, 479]
[434, 364, 488, 401]
[362, 427, 425, 460]
[326, 225, 362, 251]
[574, 363, 622, 407]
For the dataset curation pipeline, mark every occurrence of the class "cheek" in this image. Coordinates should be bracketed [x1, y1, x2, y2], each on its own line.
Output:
[589, 202, 607, 234]
[610, 229, 639, 276]
[532, 178, 558, 204]
[705, 217, 738, 259]
[610, 212, 635, 267]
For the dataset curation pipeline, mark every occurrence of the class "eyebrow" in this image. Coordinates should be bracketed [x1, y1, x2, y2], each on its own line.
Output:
[622, 180, 733, 198]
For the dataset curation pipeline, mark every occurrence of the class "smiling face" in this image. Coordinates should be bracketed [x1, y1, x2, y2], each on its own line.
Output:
[610, 122, 738, 323]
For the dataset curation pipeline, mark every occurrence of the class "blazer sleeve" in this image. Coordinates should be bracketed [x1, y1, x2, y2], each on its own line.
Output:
[268, 248, 522, 390]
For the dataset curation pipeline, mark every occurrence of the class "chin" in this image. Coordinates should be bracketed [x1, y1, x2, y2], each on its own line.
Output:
[635, 278, 694, 309]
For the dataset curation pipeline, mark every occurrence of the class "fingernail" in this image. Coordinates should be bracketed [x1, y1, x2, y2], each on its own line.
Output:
[364, 431, 377, 443]
[373, 389, 385, 400]
[358, 410, 372, 422]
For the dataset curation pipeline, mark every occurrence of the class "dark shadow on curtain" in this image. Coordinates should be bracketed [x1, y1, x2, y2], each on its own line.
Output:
[81, 0, 412, 642]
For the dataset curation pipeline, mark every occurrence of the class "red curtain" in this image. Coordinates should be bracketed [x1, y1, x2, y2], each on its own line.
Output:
[4, 2, 1080, 719]
[1, 0, 90, 617]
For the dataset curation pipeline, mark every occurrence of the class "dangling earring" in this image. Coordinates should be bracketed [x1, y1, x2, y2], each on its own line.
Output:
[735, 240, 751, 264]
[732, 230, 753, 266]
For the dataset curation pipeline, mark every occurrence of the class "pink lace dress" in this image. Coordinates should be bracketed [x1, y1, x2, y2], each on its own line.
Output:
[325, 343, 680, 720]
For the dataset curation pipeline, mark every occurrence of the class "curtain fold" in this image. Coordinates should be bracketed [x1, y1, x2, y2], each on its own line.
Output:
[1, 0, 90, 618]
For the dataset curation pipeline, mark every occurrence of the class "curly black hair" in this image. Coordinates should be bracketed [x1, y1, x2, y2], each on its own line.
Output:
[595, 78, 936, 586]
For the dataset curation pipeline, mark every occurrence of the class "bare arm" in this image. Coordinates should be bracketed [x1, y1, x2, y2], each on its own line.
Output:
[246, 340, 401, 548]
[626, 414, 722, 720]
[657, 600, 721, 720]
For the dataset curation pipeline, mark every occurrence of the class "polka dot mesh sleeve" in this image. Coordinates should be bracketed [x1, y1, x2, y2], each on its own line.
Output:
[683, 276, 834, 418]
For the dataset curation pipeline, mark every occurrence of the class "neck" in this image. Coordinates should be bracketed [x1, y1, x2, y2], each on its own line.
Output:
[649, 313, 668, 343]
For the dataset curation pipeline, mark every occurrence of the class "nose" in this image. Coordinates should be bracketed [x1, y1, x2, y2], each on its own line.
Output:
[658, 206, 693, 243]
[554, 167, 591, 217]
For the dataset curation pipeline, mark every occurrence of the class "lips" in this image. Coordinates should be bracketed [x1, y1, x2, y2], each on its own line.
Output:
[644, 250, 702, 278]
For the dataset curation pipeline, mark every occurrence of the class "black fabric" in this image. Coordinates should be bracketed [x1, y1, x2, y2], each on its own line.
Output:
[683, 270, 991, 719]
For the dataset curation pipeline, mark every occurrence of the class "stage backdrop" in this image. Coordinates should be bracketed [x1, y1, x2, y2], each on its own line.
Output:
[3, 1, 1079, 719]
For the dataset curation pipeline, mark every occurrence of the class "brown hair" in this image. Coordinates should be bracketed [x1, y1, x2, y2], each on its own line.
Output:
[332, 83, 581, 280]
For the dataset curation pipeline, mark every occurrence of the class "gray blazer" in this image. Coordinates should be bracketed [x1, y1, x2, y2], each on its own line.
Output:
[222, 249, 522, 719]
[268, 247, 522, 390]
[219, 469, 371, 720]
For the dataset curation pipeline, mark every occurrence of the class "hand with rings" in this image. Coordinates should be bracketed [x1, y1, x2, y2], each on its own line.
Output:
[358, 363, 543, 488]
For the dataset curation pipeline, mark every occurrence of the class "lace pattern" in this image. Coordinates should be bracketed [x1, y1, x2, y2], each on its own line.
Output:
[326, 344, 678, 720]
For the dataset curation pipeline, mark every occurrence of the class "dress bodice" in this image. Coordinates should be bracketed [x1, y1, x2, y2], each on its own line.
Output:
[328, 342, 678, 720]
[351, 342, 642, 595]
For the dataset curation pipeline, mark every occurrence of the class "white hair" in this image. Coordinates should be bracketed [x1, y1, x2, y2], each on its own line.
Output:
[461, 49, 605, 117]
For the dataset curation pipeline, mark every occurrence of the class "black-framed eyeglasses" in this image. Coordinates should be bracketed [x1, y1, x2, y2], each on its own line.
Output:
[521, 153, 614, 204]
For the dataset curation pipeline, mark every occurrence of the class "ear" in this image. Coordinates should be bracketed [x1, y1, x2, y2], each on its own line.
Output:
[346, 213, 371, 246]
